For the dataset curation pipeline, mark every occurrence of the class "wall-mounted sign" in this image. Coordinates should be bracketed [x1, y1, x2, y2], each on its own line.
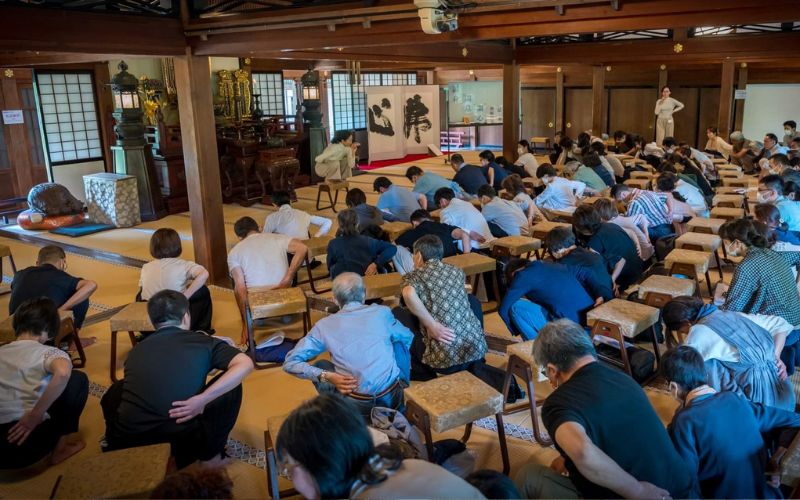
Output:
[1, 110, 23, 124]
[734, 89, 747, 100]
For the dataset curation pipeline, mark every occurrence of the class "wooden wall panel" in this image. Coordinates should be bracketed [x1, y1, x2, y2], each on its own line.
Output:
[520, 88, 556, 139]
[697, 87, 721, 148]
[608, 88, 656, 141]
[565, 88, 593, 136]
[670, 87, 699, 146]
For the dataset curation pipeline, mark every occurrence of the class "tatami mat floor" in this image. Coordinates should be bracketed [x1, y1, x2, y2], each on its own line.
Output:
[0, 150, 694, 498]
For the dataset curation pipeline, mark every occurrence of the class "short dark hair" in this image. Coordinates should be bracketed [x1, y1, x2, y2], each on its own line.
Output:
[582, 151, 602, 169]
[233, 217, 259, 238]
[147, 289, 190, 328]
[405, 166, 423, 180]
[450, 153, 465, 165]
[662, 295, 703, 331]
[590, 141, 606, 155]
[433, 187, 455, 206]
[336, 209, 360, 237]
[38, 245, 65, 265]
[707, 126, 718, 135]
[331, 130, 354, 144]
[771, 153, 790, 167]
[413, 234, 444, 261]
[656, 172, 678, 192]
[409, 209, 431, 223]
[477, 184, 497, 199]
[613, 130, 626, 140]
[502, 174, 526, 195]
[759, 174, 784, 194]
[593, 198, 619, 221]
[784, 120, 797, 129]
[372, 176, 392, 192]
[345, 188, 367, 208]
[151, 467, 234, 499]
[662, 137, 677, 148]
[150, 228, 182, 259]
[479, 150, 495, 162]
[518, 140, 531, 153]
[13, 297, 60, 339]
[572, 204, 602, 237]
[505, 257, 529, 284]
[766, 133, 779, 143]
[535, 164, 556, 179]
[271, 190, 291, 207]
[719, 218, 769, 249]
[547, 226, 576, 255]
[276, 394, 374, 499]
[754, 203, 782, 228]
[465, 470, 522, 499]
[661, 345, 707, 392]
[610, 183, 631, 199]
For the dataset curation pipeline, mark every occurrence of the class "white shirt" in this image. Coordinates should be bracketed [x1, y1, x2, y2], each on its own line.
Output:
[0, 340, 71, 424]
[675, 179, 708, 216]
[535, 176, 585, 211]
[606, 155, 626, 177]
[687, 312, 793, 363]
[441, 198, 495, 250]
[514, 153, 539, 178]
[139, 258, 205, 300]
[227, 232, 292, 288]
[264, 204, 332, 239]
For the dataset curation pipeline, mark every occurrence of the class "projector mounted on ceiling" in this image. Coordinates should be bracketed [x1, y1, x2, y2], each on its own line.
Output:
[413, 0, 459, 34]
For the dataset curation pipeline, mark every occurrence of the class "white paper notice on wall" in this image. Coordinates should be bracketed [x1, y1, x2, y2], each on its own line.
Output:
[734, 89, 747, 100]
[1, 110, 24, 124]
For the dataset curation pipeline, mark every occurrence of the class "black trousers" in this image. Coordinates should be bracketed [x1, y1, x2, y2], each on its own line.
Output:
[0, 371, 88, 469]
[136, 286, 214, 334]
[101, 375, 242, 469]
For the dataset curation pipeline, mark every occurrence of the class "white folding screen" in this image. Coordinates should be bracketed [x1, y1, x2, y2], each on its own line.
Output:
[366, 85, 440, 163]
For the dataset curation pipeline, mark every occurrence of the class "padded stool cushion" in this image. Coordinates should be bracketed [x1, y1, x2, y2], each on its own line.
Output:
[710, 206, 746, 219]
[109, 302, 154, 332]
[638, 275, 696, 299]
[587, 299, 659, 338]
[17, 210, 85, 231]
[506, 340, 536, 368]
[687, 217, 726, 234]
[676, 232, 722, 251]
[665, 249, 712, 274]
[1, 310, 73, 344]
[248, 286, 307, 320]
[404, 371, 503, 433]
[712, 194, 744, 207]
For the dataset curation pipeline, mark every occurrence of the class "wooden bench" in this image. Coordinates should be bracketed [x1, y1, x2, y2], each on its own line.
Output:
[245, 286, 309, 369]
[502, 340, 552, 446]
[687, 217, 726, 235]
[624, 178, 651, 190]
[710, 206, 745, 221]
[315, 180, 349, 212]
[405, 371, 509, 474]
[587, 299, 661, 382]
[490, 235, 542, 260]
[676, 232, 724, 280]
[264, 413, 295, 500]
[0, 310, 85, 368]
[638, 275, 696, 308]
[109, 302, 152, 382]
[664, 248, 714, 296]
[382, 221, 412, 242]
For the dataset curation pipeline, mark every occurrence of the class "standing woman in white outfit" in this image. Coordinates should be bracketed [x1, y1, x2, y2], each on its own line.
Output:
[654, 86, 684, 146]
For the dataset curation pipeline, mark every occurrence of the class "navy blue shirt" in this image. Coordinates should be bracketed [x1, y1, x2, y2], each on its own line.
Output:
[395, 220, 461, 258]
[591, 164, 615, 187]
[499, 261, 594, 334]
[775, 227, 800, 246]
[453, 164, 488, 195]
[480, 161, 509, 191]
[326, 234, 397, 279]
[10, 264, 79, 315]
[669, 391, 800, 499]
[559, 247, 615, 301]
[586, 223, 645, 290]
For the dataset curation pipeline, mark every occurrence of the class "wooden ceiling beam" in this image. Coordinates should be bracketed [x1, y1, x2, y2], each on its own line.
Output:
[0, 52, 121, 67]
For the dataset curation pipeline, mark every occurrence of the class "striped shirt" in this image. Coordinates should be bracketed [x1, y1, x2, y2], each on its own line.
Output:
[626, 189, 671, 227]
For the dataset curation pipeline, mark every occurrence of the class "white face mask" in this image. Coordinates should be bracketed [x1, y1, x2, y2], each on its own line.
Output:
[517, 147, 525, 155]
[757, 191, 772, 204]
[725, 240, 747, 257]
[786, 129, 794, 136]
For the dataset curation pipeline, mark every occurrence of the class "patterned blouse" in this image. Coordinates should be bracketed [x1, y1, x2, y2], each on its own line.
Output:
[403, 259, 487, 369]
[723, 247, 800, 327]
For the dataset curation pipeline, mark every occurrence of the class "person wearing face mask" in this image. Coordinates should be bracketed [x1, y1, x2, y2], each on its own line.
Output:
[758, 175, 800, 232]
[662, 296, 794, 411]
[514, 319, 698, 499]
[783, 120, 797, 147]
[654, 86, 684, 146]
[729, 131, 761, 174]
[314, 130, 358, 181]
[514, 139, 539, 178]
[757, 133, 789, 165]
[478, 150, 508, 191]
[661, 345, 800, 499]
[534, 164, 587, 213]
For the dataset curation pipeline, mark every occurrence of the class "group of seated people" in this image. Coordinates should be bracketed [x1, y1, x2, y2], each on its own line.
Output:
[5, 123, 800, 499]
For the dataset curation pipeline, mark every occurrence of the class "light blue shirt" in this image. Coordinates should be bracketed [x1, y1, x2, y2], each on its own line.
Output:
[377, 184, 421, 222]
[776, 196, 800, 232]
[283, 303, 413, 394]
[413, 172, 461, 203]
[482, 197, 528, 236]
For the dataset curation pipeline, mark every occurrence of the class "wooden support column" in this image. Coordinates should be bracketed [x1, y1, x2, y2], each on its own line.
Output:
[92, 62, 114, 172]
[591, 65, 605, 135]
[0, 69, 34, 195]
[555, 67, 564, 134]
[658, 67, 668, 95]
[173, 50, 228, 285]
[733, 63, 748, 132]
[502, 61, 520, 159]
[718, 60, 735, 139]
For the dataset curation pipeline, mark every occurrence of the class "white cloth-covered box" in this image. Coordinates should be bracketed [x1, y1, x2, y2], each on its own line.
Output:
[83, 173, 140, 227]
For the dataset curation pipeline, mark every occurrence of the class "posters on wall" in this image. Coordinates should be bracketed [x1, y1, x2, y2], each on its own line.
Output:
[366, 85, 440, 162]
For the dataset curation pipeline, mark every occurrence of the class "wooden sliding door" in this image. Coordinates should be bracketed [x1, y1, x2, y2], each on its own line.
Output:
[520, 87, 556, 139]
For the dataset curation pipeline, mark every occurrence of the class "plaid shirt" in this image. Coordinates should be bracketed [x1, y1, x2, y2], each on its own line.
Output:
[626, 189, 671, 227]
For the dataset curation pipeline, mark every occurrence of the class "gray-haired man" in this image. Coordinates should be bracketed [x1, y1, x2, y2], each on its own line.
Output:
[283, 273, 413, 416]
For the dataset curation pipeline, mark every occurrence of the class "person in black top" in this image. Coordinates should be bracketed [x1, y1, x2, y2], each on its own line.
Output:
[395, 209, 471, 258]
[515, 319, 698, 499]
[100, 290, 253, 468]
[478, 150, 509, 191]
[546, 227, 614, 304]
[326, 209, 397, 278]
[572, 204, 645, 291]
[449, 153, 487, 196]
[9, 245, 97, 328]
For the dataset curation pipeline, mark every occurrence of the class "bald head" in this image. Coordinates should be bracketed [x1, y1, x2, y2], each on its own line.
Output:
[332, 272, 366, 307]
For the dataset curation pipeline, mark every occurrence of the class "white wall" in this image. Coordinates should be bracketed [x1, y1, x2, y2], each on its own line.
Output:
[51, 160, 106, 202]
[742, 84, 800, 140]
[108, 58, 163, 81]
[447, 81, 502, 124]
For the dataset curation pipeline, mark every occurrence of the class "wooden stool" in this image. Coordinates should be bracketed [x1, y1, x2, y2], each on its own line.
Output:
[490, 235, 542, 260]
[638, 275, 696, 308]
[624, 178, 650, 190]
[246, 287, 310, 369]
[687, 216, 726, 235]
[382, 221, 413, 242]
[712, 194, 745, 208]
[443, 253, 500, 313]
[717, 164, 742, 172]
[264, 414, 295, 500]
[301, 235, 333, 294]
[0, 310, 85, 367]
[502, 341, 552, 446]
[721, 177, 752, 189]
[715, 185, 746, 196]
[630, 171, 652, 180]
[405, 371, 510, 474]
[676, 232, 724, 280]
[315, 180, 349, 212]
[363, 272, 404, 300]
[531, 221, 571, 245]
[51, 443, 170, 499]
[547, 208, 575, 224]
[587, 299, 661, 381]
[710, 206, 745, 221]
[109, 302, 153, 382]
[719, 170, 744, 179]
[664, 248, 714, 296]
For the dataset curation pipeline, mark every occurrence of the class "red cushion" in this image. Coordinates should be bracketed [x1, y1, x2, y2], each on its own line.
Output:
[17, 210, 85, 230]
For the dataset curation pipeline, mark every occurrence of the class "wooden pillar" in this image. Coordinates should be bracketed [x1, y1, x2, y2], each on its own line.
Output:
[502, 61, 520, 159]
[718, 60, 735, 139]
[658, 67, 668, 96]
[591, 65, 605, 135]
[555, 67, 564, 134]
[733, 63, 748, 132]
[92, 62, 114, 173]
[173, 50, 228, 285]
[1, 69, 34, 195]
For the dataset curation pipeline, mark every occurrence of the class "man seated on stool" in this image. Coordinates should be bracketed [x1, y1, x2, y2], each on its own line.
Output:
[611, 183, 674, 242]
[534, 164, 589, 214]
[373, 176, 422, 223]
[396, 209, 472, 258]
[9, 245, 97, 329]
[228, 216, 307, 345]
[101, 290, 253, 469]
[499, 258, 595, 340]
[514, 319, 698, 499]
[547, 226, 614, 305]
[478, 185, 529, 237]
[283, 273, 413, 417]
[264, 190, 332, 240]
[434, 187, 494, 251]
[450, 153, 487, 197]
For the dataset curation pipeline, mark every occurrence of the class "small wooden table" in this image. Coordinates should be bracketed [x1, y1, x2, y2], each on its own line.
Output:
[676, 232, 724, 280]
[246, 286, 309, 369]
[109, 303, 153, 382]
[382, 221, 413, 241]
[712, 193, 745, 208]
[638, 275, 697, 308]
[624, 178, 650, 190]
[687, 217, 726, 235]
[490, 235, 542, 259]
[710, 206, 745, 221]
